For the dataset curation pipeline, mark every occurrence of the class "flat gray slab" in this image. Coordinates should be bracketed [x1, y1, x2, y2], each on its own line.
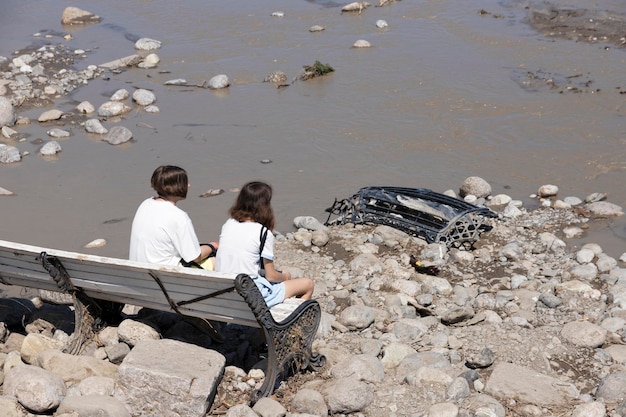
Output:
[485, 362, 579, 407]
[114, 339, 226, 417]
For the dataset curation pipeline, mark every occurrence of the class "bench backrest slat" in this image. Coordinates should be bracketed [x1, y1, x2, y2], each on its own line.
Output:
[0, 240, 260, 328]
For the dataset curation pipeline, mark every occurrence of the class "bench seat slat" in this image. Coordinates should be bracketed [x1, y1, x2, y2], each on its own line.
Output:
[54, 263, 258, 326]
[0, 240, 260, 327]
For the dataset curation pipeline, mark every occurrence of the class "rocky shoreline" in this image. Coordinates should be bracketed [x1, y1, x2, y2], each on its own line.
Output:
[1, 178, 626, 417]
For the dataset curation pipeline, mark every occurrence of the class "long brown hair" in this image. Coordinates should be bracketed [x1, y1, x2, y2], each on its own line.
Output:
[229, 181, 275, 230]
[151, 165, 188, 199]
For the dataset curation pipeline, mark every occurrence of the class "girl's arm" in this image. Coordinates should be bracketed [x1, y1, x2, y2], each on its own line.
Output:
[192, 242, 218, 263]
[262, 258, 291, 282]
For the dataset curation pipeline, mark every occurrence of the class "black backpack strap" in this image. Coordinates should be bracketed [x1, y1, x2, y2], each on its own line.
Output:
[180, 258, 203, 268]
[258, 226, 268, 266]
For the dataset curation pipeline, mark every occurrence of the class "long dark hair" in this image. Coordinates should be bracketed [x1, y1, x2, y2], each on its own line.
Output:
[151, 165, 188, 199]
[230, 181, 275, 230]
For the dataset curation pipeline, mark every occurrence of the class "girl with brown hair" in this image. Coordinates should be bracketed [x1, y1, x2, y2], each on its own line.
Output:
[215, 181, 314, 307]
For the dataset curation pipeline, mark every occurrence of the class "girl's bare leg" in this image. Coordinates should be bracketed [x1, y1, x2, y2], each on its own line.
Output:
[284, 277, 314, 300]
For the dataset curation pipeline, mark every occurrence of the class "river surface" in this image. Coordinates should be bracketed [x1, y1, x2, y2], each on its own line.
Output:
[1, 0, 625, 259]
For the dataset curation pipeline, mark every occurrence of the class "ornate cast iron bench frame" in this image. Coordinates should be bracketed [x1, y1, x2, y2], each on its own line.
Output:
[0, 239, 325, 404]
[325, 186, 496, 249]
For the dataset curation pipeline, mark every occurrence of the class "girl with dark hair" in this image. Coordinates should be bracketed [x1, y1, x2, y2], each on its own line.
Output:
[129, 165, 217, 266]
[216, 181, 314, 307]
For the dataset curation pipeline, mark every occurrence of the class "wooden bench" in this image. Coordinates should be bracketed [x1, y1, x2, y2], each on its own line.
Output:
[0, 239, 325, 404]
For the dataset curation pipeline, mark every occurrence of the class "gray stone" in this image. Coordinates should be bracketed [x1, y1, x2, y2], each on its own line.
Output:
[37, 349, 119, 383]
[0, 145, 21, 163]
[208, 74, 229, 89]
[114, 339, 225, 417]
[294, 216, 327, 231]
[349, 253, 382, 276]
[576, 248, 595, 263]
[375, 19, 388, 28]
[110, 89, 129, 101]
[322, 377, 373, 413]
[571, 401, 606, 417]
[538, 184, 559, 197]
[135, 38, 162, 50]
[85, 118, 108, 134]
[459, 176, 492, 198]
[252, 397, 286, 417]
[77, 375, 116, 396]
[595, 372, 626, 403]
[291, 388, 328, 416]
[352, 39, 371, 48]
[539, 232, 566, 251]
[38, 109, 63, 122]
[380, 342, 417, 369]
[427, 402, 458, 417]
[466, 347, 495, 369]
[1, 126, 17, 139]
[596, 253, 617, 273]
[585, 192, 607, 203]
[440, 306, 475, 325]
[98, 101, 131, 117]
[311, 230, 330, 247]
[420, 275, 453, 295]
[46, 128, 70, 138]
[76, 101, 95, 113]
[330, 354, 384, 383]
[61, 6, 101, 24]
[484, 362, 578, 406]
[392, 318, 428, 342]
[0, 96, 16, 127]
[4, 364, 66, 413]
[605, 345, 626, 365]
[421, 243, 448, 265]
[338, 305, 376, 330]
[164, 78, 188, 85]
[489, 194, 512, 206]
[0, 395, 25, 417]
[99, 55, 142, 70]
[563, 196, 583, 206]
[538, 293, 561, 308]
[586, 201, 624, 217]
[569, 263, 598, 281]
[57, 394, 130, 416]
[117, 319, 160, 347]
[20, 333, 65, 364]
[447, 377, 471, 401]
[104, 342, 130, 364]
[40, 141, 62, 155]
[373, 225, 411, 246]
[224, 404, 257, 417]
[102, 126, 133, 145]
[405, 367, 453, 387]
[132, 88, 156, 106]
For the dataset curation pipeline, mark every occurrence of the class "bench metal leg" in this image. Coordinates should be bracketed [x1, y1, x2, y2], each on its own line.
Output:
[252, 300, 326, 404]
[234, 274, 326, 405]
[38, 253, 120, 354]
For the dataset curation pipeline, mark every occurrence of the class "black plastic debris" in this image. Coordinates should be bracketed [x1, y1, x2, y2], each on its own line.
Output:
[324, 186, 496, 249]
[409, 255, 440, 276]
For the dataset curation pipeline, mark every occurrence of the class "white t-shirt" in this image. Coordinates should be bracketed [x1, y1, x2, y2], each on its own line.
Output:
[129, 197, 201, 265]
[215, 218, 275, 277]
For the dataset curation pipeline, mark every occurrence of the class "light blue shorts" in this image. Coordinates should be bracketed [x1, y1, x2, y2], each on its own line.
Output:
[253, 276, 286, 308]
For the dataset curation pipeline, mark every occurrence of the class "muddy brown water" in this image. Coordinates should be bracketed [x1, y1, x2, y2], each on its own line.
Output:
[1, 0, 625, 260]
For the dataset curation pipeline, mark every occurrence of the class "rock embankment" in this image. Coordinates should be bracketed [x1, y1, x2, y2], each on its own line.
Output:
[1, 180, 626, 417]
